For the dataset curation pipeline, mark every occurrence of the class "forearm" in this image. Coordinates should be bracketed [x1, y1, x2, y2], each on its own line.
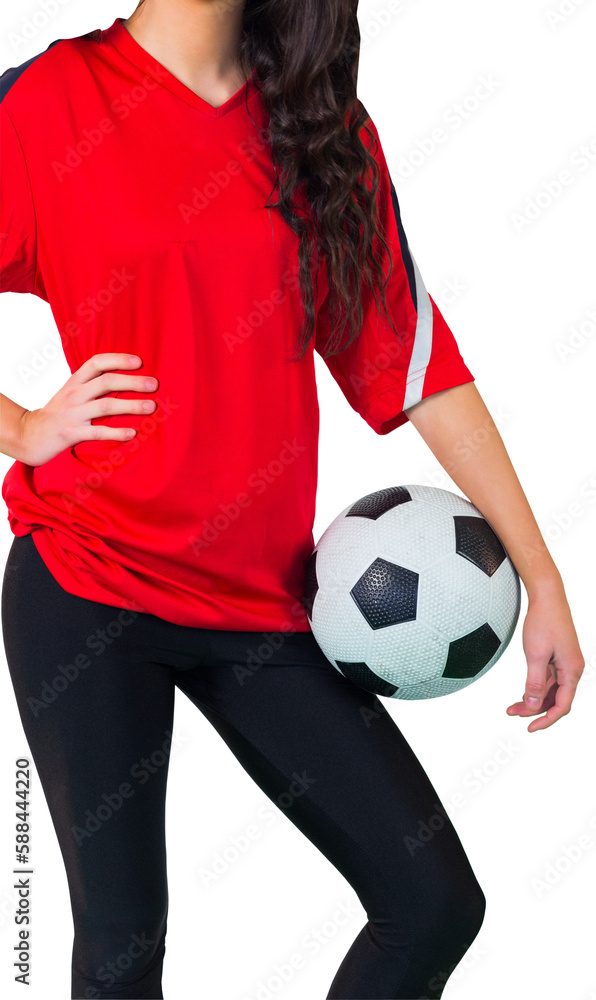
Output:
[404, 381, 563, 600]
[0, 392, 29, 462]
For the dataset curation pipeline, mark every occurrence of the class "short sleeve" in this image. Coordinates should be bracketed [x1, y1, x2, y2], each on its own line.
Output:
[314, 114, 475, 435]
[0, 103, 37, 294]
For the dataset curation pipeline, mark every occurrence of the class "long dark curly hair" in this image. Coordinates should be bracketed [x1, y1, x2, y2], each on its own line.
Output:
[90, 0, 402, 363]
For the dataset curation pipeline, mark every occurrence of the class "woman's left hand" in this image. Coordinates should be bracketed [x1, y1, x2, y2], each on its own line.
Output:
[506, 583, 585, 732]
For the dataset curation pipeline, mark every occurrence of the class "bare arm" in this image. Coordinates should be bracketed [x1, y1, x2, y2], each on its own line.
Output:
[0, 393, 29, 462]
[404, 380, 585, 731]
[0, 354, 158, 467]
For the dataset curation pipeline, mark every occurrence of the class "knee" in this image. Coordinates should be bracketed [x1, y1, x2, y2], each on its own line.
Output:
[464, 879, 486, 934]
[420, 874, 486, 976]
[370, 868, 486, 955]
[412, 881, 486, 999]
[449, 877, 486, 950]
[380, 865, 486, 959]
[73, 913, 166, 997]
[431, 869, 486, 937]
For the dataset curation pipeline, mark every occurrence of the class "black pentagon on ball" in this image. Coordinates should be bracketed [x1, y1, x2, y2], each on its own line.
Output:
[350, 557, 418, 629]
[336, 660, 399, 697]
[454, 515, 506, 577]
[442, 622, 502, 679]
[301, 548, 319, 621]
[346, 486, 412, 520]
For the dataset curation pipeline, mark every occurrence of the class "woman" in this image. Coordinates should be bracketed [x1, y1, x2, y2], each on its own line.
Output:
[0, 1, 584, 998]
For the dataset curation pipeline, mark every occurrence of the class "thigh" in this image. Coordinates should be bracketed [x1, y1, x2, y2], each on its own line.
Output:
[1, 532, 176, 926]
[174, 628, 477, 926]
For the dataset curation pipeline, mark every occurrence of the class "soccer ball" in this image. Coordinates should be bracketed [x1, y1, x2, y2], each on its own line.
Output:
[302, 485, 521, 700]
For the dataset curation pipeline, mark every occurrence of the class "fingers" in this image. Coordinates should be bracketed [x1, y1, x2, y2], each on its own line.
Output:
[72, 353, 142, 383]
[68, 355, 158, 406]
[507, 675, 578, 732]
[525, 683, 575, 732]
[85, 424, 138, 442]
[81, 397, 157, 422]
[506, 670, 557, 716]
[521, 652, 554, 712]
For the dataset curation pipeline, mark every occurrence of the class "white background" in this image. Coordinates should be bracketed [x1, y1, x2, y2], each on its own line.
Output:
[1, 1, 594, 998]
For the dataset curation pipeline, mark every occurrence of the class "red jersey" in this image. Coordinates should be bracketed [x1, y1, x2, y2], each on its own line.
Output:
[0, 17, 475, 631]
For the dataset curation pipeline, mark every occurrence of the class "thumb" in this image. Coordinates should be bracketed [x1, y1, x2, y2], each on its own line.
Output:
[523, 654, 549, 710]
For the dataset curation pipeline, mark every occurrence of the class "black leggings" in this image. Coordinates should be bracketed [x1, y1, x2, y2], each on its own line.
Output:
[2, 532, 486, 1000]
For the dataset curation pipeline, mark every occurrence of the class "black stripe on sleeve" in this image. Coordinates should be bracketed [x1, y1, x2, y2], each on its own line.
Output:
[388, 172, 417, 314]
[0, 38, 63, 103]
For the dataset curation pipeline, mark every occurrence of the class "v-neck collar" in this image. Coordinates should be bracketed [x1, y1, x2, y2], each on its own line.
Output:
[104, 16, 260, 119]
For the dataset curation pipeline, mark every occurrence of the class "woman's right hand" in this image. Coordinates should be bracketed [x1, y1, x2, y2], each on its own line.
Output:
[17, 353, 158, 468]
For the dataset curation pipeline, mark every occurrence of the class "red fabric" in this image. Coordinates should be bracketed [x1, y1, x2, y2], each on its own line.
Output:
[0, 17, 475, 630]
